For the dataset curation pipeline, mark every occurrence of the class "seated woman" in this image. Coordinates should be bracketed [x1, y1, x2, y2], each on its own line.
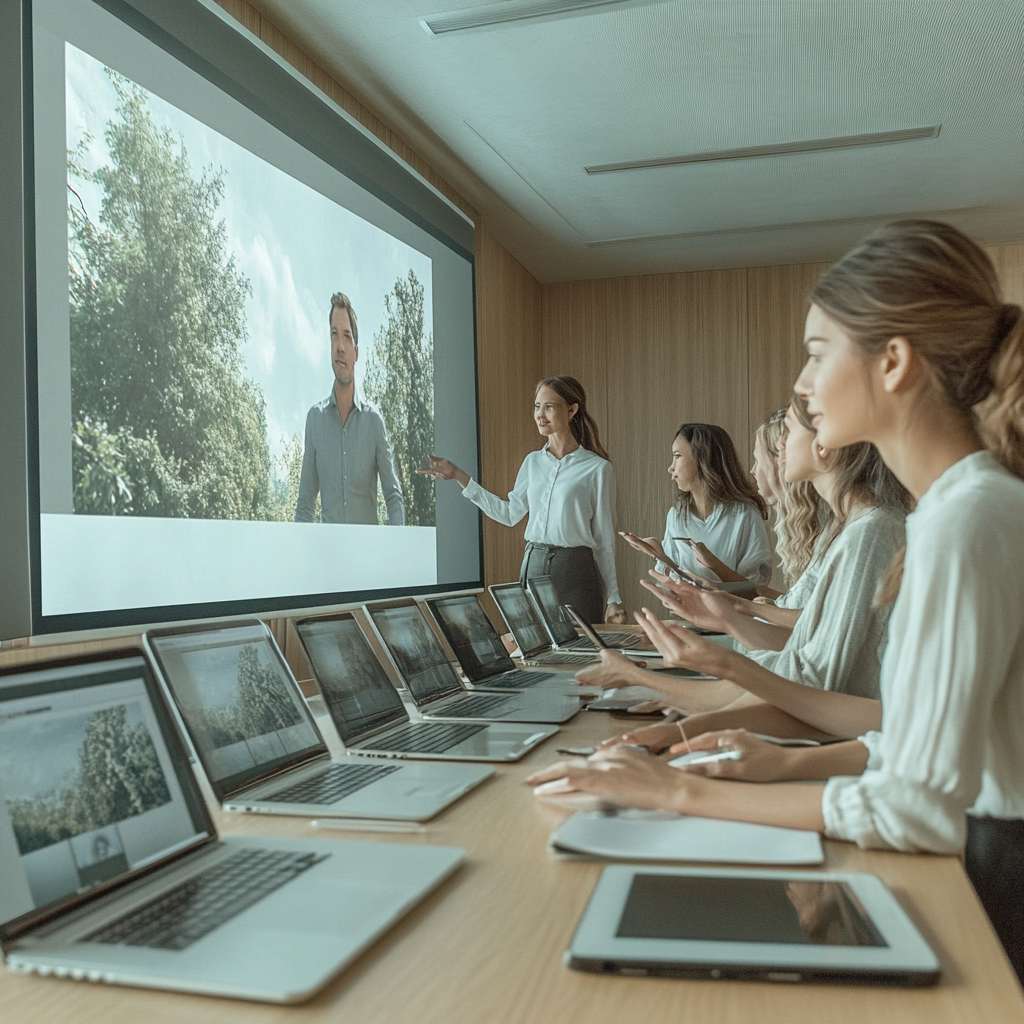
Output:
[581, 400, 909, 722]
[621, 422, 772, 592]
[528, 220, 1024, 981]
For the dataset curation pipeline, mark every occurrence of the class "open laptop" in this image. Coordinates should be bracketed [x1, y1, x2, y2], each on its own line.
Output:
[526, 575, 657, 656]
[294, 612, 556, 762]
[489, 581, 601, 668]
[0, 650, 463, 1003]
[144, 621, 491, 821]
[363, 600, 580, 724]
[424, 593, 602, 697]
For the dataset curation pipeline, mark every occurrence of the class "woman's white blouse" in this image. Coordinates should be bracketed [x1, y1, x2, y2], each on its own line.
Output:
[461, 446, 621, 605]
[656, 502, 773, 583]
[747, 506, 905, 700]
[824, 452, 1024, 853]
[776, 560, 821, 609]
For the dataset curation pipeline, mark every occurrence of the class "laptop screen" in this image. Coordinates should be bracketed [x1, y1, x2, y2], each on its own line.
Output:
[0, 655, 212, 940]
[366, 604, 463, 705]
[148, 625, 324, 800]
[296, 616, 408, 745]
[528, 576, 578, 645]
[491, 584, 551, 657]
[428, 595, 515, 682]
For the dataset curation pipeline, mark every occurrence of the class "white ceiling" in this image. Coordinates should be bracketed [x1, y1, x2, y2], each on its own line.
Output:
[251, 0, 1024, 282]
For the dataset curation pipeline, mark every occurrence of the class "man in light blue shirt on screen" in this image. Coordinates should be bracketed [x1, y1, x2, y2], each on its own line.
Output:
[294, 292, 405, 525]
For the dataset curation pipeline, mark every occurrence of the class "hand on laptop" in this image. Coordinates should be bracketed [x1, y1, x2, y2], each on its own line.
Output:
[597, 720, 684, 754]
[575, 648, 643, 690]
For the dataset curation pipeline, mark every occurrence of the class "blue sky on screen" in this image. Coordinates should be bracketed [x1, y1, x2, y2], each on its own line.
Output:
[64, 43, 433, 472]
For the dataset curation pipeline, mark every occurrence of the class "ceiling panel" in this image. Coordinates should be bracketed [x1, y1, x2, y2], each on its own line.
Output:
[250, 0, 1024, 280]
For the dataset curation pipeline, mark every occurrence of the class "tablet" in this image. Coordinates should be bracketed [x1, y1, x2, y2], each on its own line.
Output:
[567, 865, 939, 986]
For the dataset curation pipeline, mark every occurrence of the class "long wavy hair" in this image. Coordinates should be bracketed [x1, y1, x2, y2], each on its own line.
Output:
[674, 423, 768, 520]
[792, 398, 911, 552]
[754, 407, 786, 504]
[535, 376, 610, 460]
[809, 219, 1024, 602]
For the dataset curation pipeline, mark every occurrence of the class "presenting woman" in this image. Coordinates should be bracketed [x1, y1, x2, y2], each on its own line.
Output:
[420, 375, 624, 625]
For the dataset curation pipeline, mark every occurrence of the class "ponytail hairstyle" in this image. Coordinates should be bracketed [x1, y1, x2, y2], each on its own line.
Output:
[674, 423, 768, 520]
[535, 376, 610, 460]
[809, 219, 1024, 601]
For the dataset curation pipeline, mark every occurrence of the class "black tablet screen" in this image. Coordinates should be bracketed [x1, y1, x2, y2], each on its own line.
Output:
[616, 875, 886, 947]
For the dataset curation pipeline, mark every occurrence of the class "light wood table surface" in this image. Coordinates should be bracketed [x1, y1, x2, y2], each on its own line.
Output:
[4, 679, 1023, 1022]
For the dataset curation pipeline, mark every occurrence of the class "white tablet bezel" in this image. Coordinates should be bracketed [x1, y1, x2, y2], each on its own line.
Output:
[567, 865, 939, 983]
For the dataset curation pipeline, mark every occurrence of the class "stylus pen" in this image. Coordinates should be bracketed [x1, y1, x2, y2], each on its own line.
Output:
[310, 819, 427, 834]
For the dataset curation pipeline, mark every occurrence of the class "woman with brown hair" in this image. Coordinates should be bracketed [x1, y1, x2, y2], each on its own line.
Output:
[621, 422, 773, 589]
[420, 376, 623, 625]
[528, 220, 1024, 978]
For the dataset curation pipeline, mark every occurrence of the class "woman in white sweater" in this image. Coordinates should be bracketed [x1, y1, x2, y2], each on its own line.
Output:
[529, 220, 1024, 979]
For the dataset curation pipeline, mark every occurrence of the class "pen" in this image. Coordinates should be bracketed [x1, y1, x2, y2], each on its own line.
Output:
[310, 819, 427, 834]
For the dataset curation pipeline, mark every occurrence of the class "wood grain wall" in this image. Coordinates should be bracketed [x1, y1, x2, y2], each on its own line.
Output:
[540, 244, 1024, 615]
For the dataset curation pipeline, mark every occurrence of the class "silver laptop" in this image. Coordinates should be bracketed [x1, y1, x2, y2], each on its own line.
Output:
[295, 612, 556, 762]
[489, 581, 601, 668]
[0, 650, 463, 1003]
[526, 575, 657, 656]
[363, 600, 580, 724]
[144, 621, 491, 821]
[425, 592, 600, 695]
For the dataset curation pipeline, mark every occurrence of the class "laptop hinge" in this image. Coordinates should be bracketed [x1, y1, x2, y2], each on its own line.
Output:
[224, 749, 331, 800]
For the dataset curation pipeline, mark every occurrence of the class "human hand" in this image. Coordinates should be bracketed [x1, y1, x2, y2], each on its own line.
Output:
[527, 748, 695, 813]
[416, 455, 466, 484]
[633, 607, 728, 676]
[605, 602, 627, 625]
[575, 648, 640, 690]
[619, 531, 668, 563]
[668, 729, 794, 782]
[597, 720, 684, 753]
[641, 572, 730, 631]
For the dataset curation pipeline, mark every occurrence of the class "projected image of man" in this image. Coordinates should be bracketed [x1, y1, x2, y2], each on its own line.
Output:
[295, 293, 405, 525]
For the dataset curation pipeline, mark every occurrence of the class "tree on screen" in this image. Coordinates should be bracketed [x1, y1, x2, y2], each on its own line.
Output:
[235, 645, 302, 737]
[68, 71, 273, 520]
[363, 270, 436, 525]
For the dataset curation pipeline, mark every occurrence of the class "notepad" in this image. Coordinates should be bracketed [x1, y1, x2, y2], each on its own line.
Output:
[550, 810, 824, 865]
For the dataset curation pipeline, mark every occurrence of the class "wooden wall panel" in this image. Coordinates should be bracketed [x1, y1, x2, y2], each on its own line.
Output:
[747, 261, 828, 427]
[989, 243, 1024, 305]
[474, 224, 544, 588]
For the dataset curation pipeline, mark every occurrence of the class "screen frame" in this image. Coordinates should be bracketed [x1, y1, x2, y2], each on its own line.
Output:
[294, 610, 411, 746]
[425, 592, 517, 683]
[568, 865, 941, 983]
[362, 599, 466, 707]
[488, 582, 551, 659]
[18, 0, 485, 637]
[144, 619, 328, 802]
[0, 648, 217, 943]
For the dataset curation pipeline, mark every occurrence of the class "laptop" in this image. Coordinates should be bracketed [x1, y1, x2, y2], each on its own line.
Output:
[489, 581, 601, 668]
[144, 621, 492, 821]
[526, 575, 657, 656]
[363, 600, 580, 724]
[294, 612, 556, 762]
[424, 592, 600, 695]
[0, 650, 464, 1003]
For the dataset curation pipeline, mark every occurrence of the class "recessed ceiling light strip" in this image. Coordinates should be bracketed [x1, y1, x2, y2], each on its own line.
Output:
[585, 125, 941, 175]
[422, 0, 659, 36]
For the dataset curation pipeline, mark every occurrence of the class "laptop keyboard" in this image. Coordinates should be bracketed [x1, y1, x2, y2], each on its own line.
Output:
[378, 721, 487, 754]
[435, 693, 515, 717]
[267, 762, 400, 804]
[85, 847, 328, 951]
[537, 652, 596, 666]
[484, 669, 555, 689]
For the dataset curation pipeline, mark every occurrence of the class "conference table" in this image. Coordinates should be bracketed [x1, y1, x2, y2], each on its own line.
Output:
[4, 652, 1023, 1024]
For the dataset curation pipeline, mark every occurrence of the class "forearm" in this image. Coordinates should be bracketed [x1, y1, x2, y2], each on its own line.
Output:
[714, 648, 882, 737]
[748, 603, 801, 628]
[779, 741, 869, 782]
[726, 614, 791, 651]
[674, 777, 827, 832]
[682, 701, 838, 743]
